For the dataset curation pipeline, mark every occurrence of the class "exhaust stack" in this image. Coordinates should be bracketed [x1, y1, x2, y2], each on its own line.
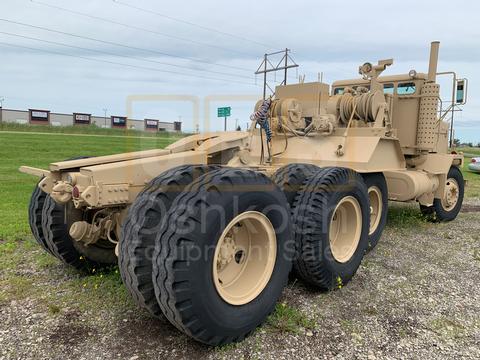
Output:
[427, 41, 440, 82]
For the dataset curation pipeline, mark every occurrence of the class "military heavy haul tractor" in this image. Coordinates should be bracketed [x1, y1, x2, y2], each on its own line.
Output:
[21, 42, 466, 345]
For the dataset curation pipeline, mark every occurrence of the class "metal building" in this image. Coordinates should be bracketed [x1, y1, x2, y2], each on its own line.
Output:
[0, 107, 180, 132]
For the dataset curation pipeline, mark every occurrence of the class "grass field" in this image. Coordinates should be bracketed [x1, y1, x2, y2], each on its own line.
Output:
[0, 131, 178, 240]
[0, 128, 479, 359]
[459, 146, 480, 197]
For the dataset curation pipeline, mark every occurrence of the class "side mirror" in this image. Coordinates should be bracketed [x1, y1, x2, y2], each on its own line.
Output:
[456, 79, 467, 105]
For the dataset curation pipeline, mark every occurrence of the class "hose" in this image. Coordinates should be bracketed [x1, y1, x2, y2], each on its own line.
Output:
[250, 98, 272, 142]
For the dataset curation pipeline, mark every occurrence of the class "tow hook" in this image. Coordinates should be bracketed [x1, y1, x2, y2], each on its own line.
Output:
[51, 181, 73, 204]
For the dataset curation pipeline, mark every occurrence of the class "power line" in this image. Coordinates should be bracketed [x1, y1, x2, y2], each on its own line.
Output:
[0, 41, 257, 85]
[112, 0, 277, 50]
[29, 0, 254, 58]
[0, 31, 254, 80]
[0, 18, 252, 73]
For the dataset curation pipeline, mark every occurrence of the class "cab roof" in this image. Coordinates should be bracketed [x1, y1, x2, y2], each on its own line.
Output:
[332, 72, 427, 87]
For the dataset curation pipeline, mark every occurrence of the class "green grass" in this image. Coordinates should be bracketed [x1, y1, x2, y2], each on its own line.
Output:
[457, 146, 480, 157]
[0, 130, 178, 240]
[266, 303, 316, 333]
[0, 128, 143, 313]
[457, 147, 480, 198]
[0, 241, 131, 314]
[386, 204, 429, 229]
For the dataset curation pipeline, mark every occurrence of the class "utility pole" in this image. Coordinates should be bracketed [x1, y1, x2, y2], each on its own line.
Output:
[103, 108, 107, 127]
[262, 53, 267, 100]
[255, 49, 298, 99]
[235, 118, 239, 130]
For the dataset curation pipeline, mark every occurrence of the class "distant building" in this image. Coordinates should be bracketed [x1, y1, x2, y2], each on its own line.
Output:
[0, 107, 181, 132]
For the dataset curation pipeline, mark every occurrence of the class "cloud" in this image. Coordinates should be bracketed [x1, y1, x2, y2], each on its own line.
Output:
[0, 0, 479, 139]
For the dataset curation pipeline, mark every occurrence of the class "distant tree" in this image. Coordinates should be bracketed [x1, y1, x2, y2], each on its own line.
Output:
[453, 138, 461, 147]
[236, 125, 241, 131]
[467, 142, 473, 147]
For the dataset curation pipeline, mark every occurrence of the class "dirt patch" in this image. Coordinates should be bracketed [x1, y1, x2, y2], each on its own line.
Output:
[47, 309, 93, 347]
[109, 316, 210, 359]
[48, 322, 96, 347]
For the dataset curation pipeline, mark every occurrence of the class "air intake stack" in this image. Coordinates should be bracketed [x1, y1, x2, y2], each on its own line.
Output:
[427, 41, 440, 83]
[416, 41, 441, 151]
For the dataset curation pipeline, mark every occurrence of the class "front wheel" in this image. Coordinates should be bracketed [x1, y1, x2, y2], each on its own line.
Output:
[152, 168, 293, 346]
[420, 166, 464, 222]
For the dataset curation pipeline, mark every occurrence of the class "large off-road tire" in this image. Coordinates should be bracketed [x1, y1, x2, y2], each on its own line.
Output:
[273, 163, 320, 207]
[152, 168, 293, 346]
[362, 173, 388, 250]
[34, 156, 116, 271]
[292, 167, 369, 289]
[119, 164, 220, 318]
[28, 180, 54, 255]
[41, 198, 117, 271]
[420, 166, 464, 222]
[28, 156, 91, 257]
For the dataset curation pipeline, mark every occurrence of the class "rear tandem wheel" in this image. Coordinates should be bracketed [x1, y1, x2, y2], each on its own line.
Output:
[151, 168, 293, 345]
[118, 164, 220, 318]
[28, 157, 117, 271]
[292, 167, 370, 289]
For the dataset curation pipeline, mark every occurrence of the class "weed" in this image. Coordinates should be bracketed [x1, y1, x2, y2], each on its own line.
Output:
[473, 249, 480, 262]
[266, 303, 316, 333]
[429, 317, 466, 339]
[48, 304, 61, 315]
[0, 275, 35, 301]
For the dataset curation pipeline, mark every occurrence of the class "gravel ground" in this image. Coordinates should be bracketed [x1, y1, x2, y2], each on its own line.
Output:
[1, 200, 479, 360]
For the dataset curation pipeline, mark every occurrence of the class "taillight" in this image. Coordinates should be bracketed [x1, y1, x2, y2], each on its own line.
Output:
[72, 186, 80, 198]
[472, 158, 477, 163]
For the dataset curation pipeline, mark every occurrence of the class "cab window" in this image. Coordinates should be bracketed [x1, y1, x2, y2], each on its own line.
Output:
[333, 87, 344, 95]
[383, 83, 394, 94]
[397, 82, 416, 95]
[353, 85, 369, 91]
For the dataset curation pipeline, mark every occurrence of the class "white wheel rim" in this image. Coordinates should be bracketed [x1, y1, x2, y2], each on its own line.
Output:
[368, 186, 383, 235]
[329, 196, 362, 263]
[442, 178, 460, 211]
[212, 211, 277, 305]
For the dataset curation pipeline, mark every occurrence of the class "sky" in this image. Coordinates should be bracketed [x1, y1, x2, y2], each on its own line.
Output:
[0, 0, 479, 141]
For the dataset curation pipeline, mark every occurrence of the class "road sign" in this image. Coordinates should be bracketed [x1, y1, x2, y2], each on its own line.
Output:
[218, 106, 231, 131]
[217, 107, 231, 117]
